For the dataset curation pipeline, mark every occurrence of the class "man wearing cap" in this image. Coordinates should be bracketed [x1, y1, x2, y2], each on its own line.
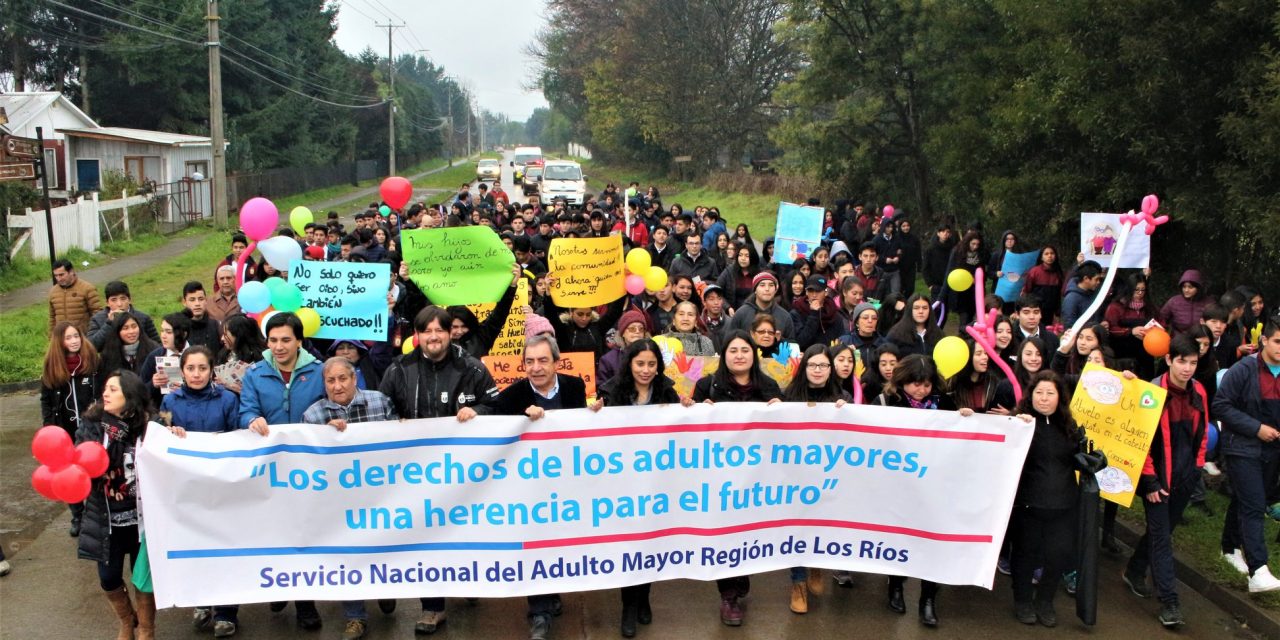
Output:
[699, 284, 732, 350]
[669, 233, 718, 282]
[727, 271, 795, 339]
[792, 275, 845, 348]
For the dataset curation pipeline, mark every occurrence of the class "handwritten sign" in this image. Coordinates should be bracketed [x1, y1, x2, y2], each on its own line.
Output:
[290, 262, 390, 341]
[1070, 362, 1167, 507]
[402, 227, 516, 305]
[773, 202, 823, 264]
[487, 279, 530, 356]
[482, 351, 597, 400]
[547, 236, 625, 307]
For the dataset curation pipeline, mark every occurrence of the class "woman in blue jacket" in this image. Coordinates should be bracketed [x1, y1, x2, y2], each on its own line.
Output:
[160, 346, 238, 434]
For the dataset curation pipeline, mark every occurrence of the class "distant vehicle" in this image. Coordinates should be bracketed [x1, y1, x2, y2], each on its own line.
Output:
[521, 165, 544, 196]
[537, 160, 587, 206]
[476, 158, 500, 181]
[512, 145, 544, 176]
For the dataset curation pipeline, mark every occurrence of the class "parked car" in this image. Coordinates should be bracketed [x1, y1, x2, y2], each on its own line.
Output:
[476, 158, 500, 181]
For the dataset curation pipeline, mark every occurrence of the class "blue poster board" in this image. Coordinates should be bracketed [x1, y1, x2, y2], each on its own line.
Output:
[289, 262, 391, 340]
[995, 250, 1039, 302]
[772, 202, 824, 264]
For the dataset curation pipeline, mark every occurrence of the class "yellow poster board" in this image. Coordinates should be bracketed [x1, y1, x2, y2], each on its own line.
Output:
[1069, 362, 1167, 507]
[486, 279, 530, 356]
[547, 236, 625, 308]
[482, 351, 597, 401]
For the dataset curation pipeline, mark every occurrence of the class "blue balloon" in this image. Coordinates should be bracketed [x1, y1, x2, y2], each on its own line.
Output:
[239, 280, 271, 314]
[1207, 422, 1219, 455]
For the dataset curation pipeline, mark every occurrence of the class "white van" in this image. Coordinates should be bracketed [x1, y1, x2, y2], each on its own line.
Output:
[538, 160, 587, 206]
[511, 146, 544, 176]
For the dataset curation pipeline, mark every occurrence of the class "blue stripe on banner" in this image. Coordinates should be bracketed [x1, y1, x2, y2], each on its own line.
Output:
[166, 436, 521, 459]
[168, 541, 523, 559]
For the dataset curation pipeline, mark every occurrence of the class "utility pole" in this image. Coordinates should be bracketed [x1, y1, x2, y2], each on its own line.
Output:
[377, 22, 403, 176]
[206, 0, 228, 227]
[446, 83, 453, 166]
[464, 89, 472, 158]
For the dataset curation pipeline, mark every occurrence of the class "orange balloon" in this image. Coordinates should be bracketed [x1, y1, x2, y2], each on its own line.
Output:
[1143, 327, 1171, 357]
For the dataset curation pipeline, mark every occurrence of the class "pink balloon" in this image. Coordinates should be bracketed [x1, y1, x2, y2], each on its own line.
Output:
[74, 442, 110, 478]
[31, 465, 58, 500]
[31, 425, 74, 471]
[883, 204, 895, 219]
[239, 197, 279, 242]
[380, 177, 413, 211]
[625, 274, 646, 296]
[1141, 194, 1159, 216]
[51, 465, 91, 503]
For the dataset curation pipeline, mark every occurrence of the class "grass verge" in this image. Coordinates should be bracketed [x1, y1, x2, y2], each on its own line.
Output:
[1117, 478, 1280, 611]
[0, 231, 230, 385]
[0, 227, 208, 296]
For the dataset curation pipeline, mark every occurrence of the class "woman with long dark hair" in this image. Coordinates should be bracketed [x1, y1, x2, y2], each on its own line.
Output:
[99, 313, 161, 377]
[41, 321, 102, 537]
[215, 314, 265, 395]
[716, 244, 761, 309]
[1051, 322, 1108, 384]
[139, 312, 190, 406]
[946, 231, 988, 327]
[1009, 370, 1084, 627]
[693, 330, 782, 627]
[948, 336, 1004, 412]
[1105, 273, 1156, 372]
[874, 354, 972, 627]
[77, 370, 171, 640]
[591, 339, 693, 637]
[860, 343, 901, 401]
[1021, 246, 1065, 324]
[886, 294, 943, 357]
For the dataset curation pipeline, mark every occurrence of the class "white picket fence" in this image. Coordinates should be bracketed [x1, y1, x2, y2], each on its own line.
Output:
[567, 142, 593, 160]
[6, 191, 147, 259]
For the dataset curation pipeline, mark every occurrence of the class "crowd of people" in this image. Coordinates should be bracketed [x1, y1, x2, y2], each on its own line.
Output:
[34, 180, 1280, 639]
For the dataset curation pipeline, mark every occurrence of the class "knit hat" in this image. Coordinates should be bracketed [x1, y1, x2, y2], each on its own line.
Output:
[525, 313, 554, 339]
[616, 308, 652, 335]
[752, 271, 779, 289]
[852, 302, 878, 324]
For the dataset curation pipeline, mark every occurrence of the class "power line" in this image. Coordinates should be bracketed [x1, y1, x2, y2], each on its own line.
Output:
[39, 0, 203, 45]
[338, 0, 379, 23]
[221, 45, 382, 101]
[81, 0, 203, 37]
[221, 54, 388, 109]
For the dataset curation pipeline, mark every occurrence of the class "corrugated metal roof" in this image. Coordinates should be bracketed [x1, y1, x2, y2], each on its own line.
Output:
[0, 92, 97, 130]
[58, 127, 212, 147]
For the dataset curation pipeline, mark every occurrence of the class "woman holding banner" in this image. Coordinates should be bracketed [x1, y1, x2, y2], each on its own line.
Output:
[782, 345, 851, 613]
[592, 339, 693, 637]
[692, 330, 782, 627]
[874, 354, 972, 626]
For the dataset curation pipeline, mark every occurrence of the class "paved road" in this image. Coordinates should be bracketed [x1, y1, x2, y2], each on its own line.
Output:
[0, 391, 1263, 640]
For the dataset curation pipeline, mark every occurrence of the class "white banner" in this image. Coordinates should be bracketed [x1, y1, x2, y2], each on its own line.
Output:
[1081, 212, 1153, 268]
[138, 403, 1034, 607]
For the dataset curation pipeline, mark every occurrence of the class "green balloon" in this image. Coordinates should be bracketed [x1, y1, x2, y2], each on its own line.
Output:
[263, 277, 289, 300]
[379, 205, 392, 217]
[273, 284, 304, 312]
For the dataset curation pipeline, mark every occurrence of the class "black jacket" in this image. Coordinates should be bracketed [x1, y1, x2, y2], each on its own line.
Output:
[75, 416, 142, 563]
[41, 371, 101, 436]
[922, 237, 955, 288]
[669, 250, 719, 282]
[486, 374, 588, 415]
[185, 312, 223, 351]
[379, 344, 499, 419]
[692, 374, 783, 403]
[599, 373, 682, 407]
[1015, 416, 1085, 510]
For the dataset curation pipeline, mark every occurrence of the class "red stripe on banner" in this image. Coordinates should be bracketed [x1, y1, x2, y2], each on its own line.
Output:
[522, 519, 992, 549]
[520, 421, 1005, 443]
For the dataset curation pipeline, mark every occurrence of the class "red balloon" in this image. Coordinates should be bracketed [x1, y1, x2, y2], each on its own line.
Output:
[32, 426, 75, 471]
[75, 442, 110, 478]
[51, 465, 91, 503]
[31, 465, 58, 500]
[379, 176, 413, 211]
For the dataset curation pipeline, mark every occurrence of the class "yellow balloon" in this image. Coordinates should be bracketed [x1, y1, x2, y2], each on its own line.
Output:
[933, 336, 970, 379]
[947, 269, 974, 292]
[626, 248, 652, 274]
[644, 266, 668, 291]
[401, 337, 416, 354]
[296, 307, 321, 337]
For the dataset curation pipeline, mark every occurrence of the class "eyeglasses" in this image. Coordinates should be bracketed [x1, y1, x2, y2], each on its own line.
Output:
[806, 363, 832, 370]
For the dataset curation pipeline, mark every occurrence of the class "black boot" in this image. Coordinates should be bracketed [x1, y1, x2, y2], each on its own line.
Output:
[887, 581, 905, 614]
[620, 603, 638, 638]
[637, 593, 652, 625]
[919, 597, 938, 626]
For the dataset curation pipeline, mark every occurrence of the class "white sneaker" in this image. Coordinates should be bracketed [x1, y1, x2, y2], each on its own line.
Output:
[0, 559, 10, 576]
[1223, 550, 1250, 575]
[1203, 461, 1222, 477]
[1248, 566, 1280, 593]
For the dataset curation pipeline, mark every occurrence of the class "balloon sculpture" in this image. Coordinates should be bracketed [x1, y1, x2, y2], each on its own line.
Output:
[31, 425, 109, 503]
[940, 267, 1025, 404]
[1064, 194, 1169, 343]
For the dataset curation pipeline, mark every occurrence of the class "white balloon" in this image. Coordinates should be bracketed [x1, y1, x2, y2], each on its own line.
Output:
[258, 236, 302, 272]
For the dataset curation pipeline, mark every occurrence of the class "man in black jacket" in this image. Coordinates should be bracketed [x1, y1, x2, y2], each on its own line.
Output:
[378, 305, 500, 634]
[922, 225, 956, 303]
[481, 334, 586, 640]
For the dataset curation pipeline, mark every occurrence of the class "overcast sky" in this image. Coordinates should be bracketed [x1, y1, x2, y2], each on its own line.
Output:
[331, 0, 549, 122]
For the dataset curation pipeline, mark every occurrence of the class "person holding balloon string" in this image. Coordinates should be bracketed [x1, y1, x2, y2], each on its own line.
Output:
[1051, 322, 1109, 385]
[41, 321, 104, 538]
